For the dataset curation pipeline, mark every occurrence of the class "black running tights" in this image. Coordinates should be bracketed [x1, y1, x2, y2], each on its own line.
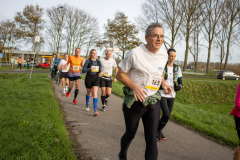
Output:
[158, 97, 175, 131]
[235, 115, 240, 146]
[119, 100, 160, 160]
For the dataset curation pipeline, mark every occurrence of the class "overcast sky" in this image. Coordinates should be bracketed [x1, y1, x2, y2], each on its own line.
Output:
[0, 0, 239, 63]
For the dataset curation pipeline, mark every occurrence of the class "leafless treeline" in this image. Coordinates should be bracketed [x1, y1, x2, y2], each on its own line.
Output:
[136, 0, 240, 73]
[46, 4, 100, 55]
[0, 4, 100, 58]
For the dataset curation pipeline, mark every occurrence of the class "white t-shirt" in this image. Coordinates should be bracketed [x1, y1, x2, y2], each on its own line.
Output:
[59, 59, 70, 72]
[10, 59, 14, 64]
[100, 58, 117, 78]
[159, 66, 182, 98]
[118, 44, 168, 97]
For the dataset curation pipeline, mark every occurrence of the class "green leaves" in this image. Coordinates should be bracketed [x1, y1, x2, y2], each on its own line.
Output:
[103, 11, 143, 59]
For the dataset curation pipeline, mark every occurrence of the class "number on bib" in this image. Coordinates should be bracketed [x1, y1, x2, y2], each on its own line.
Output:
[73, 66, 79, 71]
[145, 76, 162, 90]
[103, 71, 109, 77]
[91, 66, 99, 72]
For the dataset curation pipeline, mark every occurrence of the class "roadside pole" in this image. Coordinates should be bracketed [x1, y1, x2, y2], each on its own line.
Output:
[0, 50, 3, 67]
[29, 36, 40, 80]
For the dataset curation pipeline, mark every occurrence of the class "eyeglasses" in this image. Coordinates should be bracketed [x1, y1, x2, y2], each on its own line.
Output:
[150, 34, 164, 40]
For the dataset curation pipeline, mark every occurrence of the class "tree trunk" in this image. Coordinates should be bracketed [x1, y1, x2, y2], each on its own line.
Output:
[220, 40, 224, 70]
[183, 28, 190, 71]
[224, 21, 233, 70]
[206, 41, 212, 74]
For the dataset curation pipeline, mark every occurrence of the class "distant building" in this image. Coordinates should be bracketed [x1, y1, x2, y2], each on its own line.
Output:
[9, 50, 89, 64]
[187, 65, 194, 70]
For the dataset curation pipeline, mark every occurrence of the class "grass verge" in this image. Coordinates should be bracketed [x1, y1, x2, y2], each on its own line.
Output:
[0, 65, 49, 71]
[0, 73, 76, 159]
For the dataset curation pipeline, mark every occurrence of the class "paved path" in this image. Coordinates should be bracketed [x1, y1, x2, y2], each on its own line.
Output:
[52, 79, 234, 160]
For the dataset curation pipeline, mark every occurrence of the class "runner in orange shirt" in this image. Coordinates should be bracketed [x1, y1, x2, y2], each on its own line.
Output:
[17, 57, 22, 69]
[64, 48, 84, 105]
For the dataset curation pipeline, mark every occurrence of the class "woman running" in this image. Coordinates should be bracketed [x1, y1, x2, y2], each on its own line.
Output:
[58, 53, 70, 93]
[156, 48, 183, 141]
[231, 83, 240, 160]
[82, 49, 102, 116]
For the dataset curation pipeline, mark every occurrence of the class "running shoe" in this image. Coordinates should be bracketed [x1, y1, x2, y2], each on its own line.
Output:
[62, 89, 66, 93]
[93, 110, 99, 116]
[101, 106, 105, 112]
[66, 91, 70, 97]
[73, 99, 78, 105]
[161, 131, 166, 140]
[156, 131, 163, 141]
[86, 105, 90, 112]
[105, 99, 108, 106]
[65, 86, 68, 91]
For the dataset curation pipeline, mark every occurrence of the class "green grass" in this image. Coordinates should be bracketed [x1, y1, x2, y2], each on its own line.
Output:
[0, 65, 49, 71]
[108, 75, 239, 147]
[0, 73, 76, 160]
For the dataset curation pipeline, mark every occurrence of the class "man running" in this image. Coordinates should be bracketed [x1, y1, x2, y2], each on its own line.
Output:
[99, 50, 118, 111]
[17, 57, 21, 69]
[58, 53, 70, 93]
[116, 23, 172, 160]
[49, 53, 56, 73]
[10, 56, 14, 69]
[53, 53, 61, 77]
[26, 58, 30, 70]
[64, 48, 84, 105]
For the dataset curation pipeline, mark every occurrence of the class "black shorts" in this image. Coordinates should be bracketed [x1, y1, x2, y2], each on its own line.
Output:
[68, 76, 81, 81]
[99, 77, 112, 88]
[85, 74, 99, 89]
[61, 72, 68, 79]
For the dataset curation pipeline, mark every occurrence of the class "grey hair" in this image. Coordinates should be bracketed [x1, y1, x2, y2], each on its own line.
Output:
[75, 47, 81, 52]
[145, 23, 163, 36]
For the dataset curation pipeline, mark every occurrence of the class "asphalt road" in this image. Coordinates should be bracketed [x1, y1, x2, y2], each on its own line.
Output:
[51, 78, 234, 160]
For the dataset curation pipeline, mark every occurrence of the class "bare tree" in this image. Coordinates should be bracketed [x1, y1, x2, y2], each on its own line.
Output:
[136, 0, 184, 49]
[224, 0, 240, 70]
[135, 0, 160, 31]
[46, 4, 67, 53]
[85, 29, 101, 58]
[214, 16, 228, 70]
[189, 8, 203, 73]
[65, 6, 99, 55]
[179, 0, 206, 71]
[202, 0, 225, 74]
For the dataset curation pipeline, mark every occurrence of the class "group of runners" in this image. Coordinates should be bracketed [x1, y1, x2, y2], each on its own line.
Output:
[49, 22, 184, 160]
[48, 22, 240, 160]
[51, 48, 118, 116]
[9, 57, 31, 69]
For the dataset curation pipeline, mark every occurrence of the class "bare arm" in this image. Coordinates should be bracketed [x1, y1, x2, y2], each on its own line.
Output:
[161, 74, 173, 94]
[113, 66, 119, 83]
[116, 68, 147, 102]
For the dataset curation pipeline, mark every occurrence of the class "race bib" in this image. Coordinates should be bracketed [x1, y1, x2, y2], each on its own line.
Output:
[91, 66, 99, 72]
[63, 68, 68, 71]
[145, 76, 162, 90]
[103, 71, 109, 77]
[73, 66, 79, 71]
